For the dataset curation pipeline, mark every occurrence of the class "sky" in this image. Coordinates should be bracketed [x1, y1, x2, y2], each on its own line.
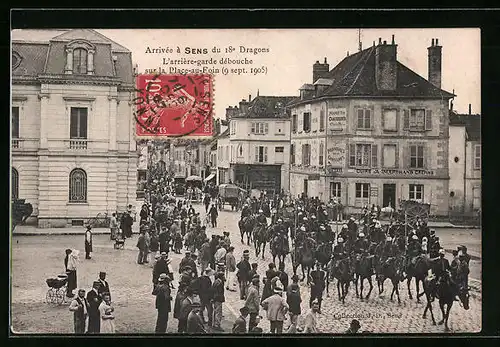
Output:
[97, 28, 480, 118]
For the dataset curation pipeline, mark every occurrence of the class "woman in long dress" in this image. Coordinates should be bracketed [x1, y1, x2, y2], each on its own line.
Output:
[99, 292, 115, 333]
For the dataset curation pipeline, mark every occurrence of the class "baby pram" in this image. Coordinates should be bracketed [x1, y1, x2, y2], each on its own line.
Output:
[45, 274, 69, 305]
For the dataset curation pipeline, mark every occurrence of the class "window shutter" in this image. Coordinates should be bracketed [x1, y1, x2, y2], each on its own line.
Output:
[254, 146, 259, 162]
[424, 144, 430, 169]
[264, 123, 269, 134]
[381, 145, 385, 168]
[403, 144, 409, 168]
[356, 108, 363, 129]
[381, 110, 385, 130]
[349, 143, 356, 167]
[371, 144, 378, 168]
[403, 109, 410, 130]
[395, 144, 399, 168]
[425, 110, 432, 131]
[264, 147, 268, 162]
[70, 109, 79, 138]
[396, 109, 400, 132]
[366, 108, 372, 129]
[251, 122, 255, 134]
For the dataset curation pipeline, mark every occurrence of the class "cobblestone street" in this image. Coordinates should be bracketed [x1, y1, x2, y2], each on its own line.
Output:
[11, 203, 481, 334]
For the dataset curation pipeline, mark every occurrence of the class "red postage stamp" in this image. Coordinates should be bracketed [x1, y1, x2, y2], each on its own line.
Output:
[134, 74, 213, 138]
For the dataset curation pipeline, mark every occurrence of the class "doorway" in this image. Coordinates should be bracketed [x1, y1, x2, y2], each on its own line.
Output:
[383, 184, 396, 208]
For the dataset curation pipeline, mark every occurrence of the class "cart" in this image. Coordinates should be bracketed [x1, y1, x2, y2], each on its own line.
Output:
[218, 184, 242, 211]
[45, 274, 69, 305]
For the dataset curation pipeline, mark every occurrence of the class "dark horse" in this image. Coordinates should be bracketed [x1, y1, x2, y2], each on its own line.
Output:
[422, 265, 471, 331]
[238, 215, 255, 245]
[354, 253, 375, 300]
[252, 223, 269, 259]
[291, 237, 316, 283]
[406, 254, 431, 303]
[327, 257, 352, 303]
[315, 242, 333, 271]
[375, 255, 404, 303]
[270, 232, 289, 266]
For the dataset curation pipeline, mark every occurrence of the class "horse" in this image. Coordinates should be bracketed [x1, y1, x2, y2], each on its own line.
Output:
[353, 253, 375, 300]
[252, 223, 269, 259]
[270, 232, 289, 266]
[291, 238, 316, 283]
[422, 264, 470, 331]
[315, 242, 333, 271]
[238, 215, 255, 245]
[375, 255, 404, 303]
[406, 254, 431, 303]
[327, 257, 352, 303]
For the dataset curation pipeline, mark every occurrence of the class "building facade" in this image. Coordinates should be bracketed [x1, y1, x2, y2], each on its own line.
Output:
[448, 110, 481, 214]
[11, 29, 137, 227]
[226, 95, 295, 193]
[289, 36, 453, 216]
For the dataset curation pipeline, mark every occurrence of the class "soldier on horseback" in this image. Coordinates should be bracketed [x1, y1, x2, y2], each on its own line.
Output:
[381, 236, 396, 263]
[257, 209, 267, 226]
[333, 237, 347, 267]
[241, 204, 251, 219]
[310, 215, 320, 234]
[429, 236, 441, 258]
[353, 233, 370, 256]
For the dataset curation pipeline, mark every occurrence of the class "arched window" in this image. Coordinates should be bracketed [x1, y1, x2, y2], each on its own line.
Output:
[69, 168, 87, 202]
[12, 168, 19, 200]
[73, 48, 88, 74]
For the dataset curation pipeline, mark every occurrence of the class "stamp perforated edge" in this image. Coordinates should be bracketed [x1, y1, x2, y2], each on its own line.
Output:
[132, 73, 215, 140]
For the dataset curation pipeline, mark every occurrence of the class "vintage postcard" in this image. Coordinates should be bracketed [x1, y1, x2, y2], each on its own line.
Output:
[10, 27, 481, 335]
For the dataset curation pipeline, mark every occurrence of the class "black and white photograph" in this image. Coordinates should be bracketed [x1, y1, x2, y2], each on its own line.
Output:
[10, 25, 481, 334]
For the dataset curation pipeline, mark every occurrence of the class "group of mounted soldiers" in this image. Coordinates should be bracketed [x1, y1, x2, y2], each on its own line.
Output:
[237, 195, 471, 328]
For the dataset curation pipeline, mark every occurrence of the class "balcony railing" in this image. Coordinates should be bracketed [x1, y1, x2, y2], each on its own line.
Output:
[69, 139, 88, 149]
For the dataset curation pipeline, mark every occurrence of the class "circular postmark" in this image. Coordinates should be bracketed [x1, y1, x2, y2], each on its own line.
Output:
[133, 74, 213, 138]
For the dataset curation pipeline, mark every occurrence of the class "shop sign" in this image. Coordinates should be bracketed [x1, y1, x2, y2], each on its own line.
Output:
[328, 108, 347, 132]
[351, 168, 435, 176]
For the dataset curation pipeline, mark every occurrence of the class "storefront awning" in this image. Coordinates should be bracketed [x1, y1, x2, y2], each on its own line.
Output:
[204, 173, 216, 182]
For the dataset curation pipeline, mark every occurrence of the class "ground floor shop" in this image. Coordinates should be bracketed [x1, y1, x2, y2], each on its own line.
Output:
[230, 164, 288, 194]
[12, 153, 136, 228]
[290, 172, 449, 216]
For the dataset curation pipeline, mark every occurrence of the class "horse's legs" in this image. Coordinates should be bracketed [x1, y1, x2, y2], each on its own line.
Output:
[415, 279, 422, 303]
[354, 275, 359, 298]
[366, 277, 373, 299]
[394, 279, 401, 304]
[438, 301, 445, 325]
[444, 303, 452, 331]
[359, 277, 364, 300]
[337, 280, 342, 301]
[261, 242, 266, 260]
[407, 276, 413, 300]
[301, 265, 306, 282]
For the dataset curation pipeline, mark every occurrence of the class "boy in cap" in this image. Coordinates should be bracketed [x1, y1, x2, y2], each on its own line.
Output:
[187, 301, 207, 333]
[232, 306, 250, 334]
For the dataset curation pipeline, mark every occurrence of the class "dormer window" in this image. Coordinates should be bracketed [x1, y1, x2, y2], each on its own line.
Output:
[65, 40, 95, 75]
[73, 48, 88, 74]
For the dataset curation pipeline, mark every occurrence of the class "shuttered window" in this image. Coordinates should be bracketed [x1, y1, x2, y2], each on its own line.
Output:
[409, 145, 425, 169]
[255, 146, 268, 163]
[292, 114, 298, 133]
[474, 144, 481, 170]
[406, 109, 432, 132]
[290, 144, 295, 164]
[302, 144, 311, 166]
[319, 108, 325, 131]
[319, 142, 324, 166]
[356, 108, 371, 129]
[303, 112, 311, 132]
[350, 144, 378, 167]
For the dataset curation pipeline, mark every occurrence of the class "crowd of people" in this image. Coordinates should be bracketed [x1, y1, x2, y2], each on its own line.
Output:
[60, 167, 471, 335]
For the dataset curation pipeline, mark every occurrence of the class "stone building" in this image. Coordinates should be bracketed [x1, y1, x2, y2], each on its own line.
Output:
[288, 36, 453, 216]
[226, 95, 296, 193]
[216, 128, 231, 184]
[11, 29, 136, 227]
[448, 108, 481, 215]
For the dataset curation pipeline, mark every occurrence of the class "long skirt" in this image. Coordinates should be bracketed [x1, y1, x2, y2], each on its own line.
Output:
[66, 270, 77, 292]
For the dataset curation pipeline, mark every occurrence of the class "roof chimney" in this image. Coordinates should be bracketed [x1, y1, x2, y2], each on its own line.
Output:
[312, 58, 329, 83]
[469, 104, 472, 115]
[428, 38, 442, 88]
[249, 94, 251, 102]
[392, 35, 395, 44]
[378, 38, 382, 44]
[375, 37, 398, 91]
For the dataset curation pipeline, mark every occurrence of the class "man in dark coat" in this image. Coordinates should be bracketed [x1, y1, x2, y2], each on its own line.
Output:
[309, 262, 326, 313]
[158, 228, 170, 254]
[278, 262, 289, 292]
[198, 268, 214, 326]
[209, 204, 219, 228]
[97, 271, 111, 300]
[178, 287, 195, 333]
[209, 235, 219, 269]
[86, 281, 102, 333]
[153, 253, 173, 288]
[211, 272, 225, 332]
[84, 226, 93, 260]
[236, 250, 252, 300]
[203, 194, 211, 213]
[152, 273, 172, 333]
